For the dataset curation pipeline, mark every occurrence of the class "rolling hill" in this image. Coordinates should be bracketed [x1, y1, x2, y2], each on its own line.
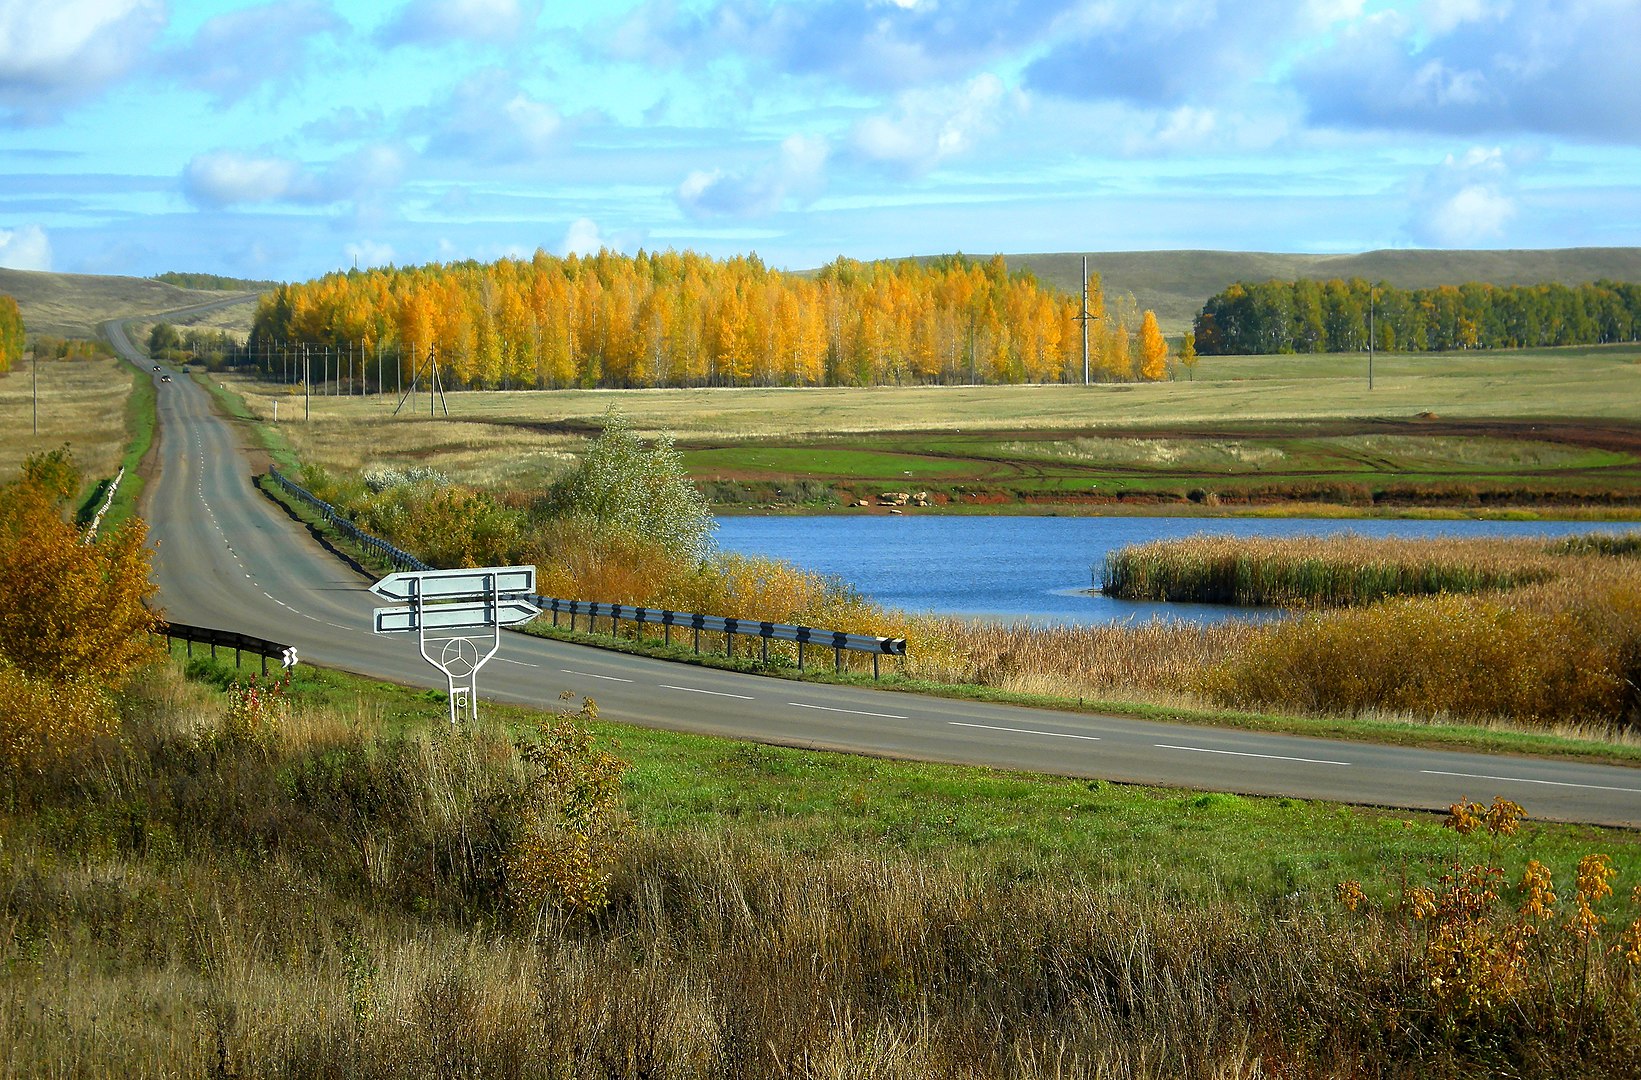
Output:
[0, 267, 260, 339]
[998, 248, 1641, 335]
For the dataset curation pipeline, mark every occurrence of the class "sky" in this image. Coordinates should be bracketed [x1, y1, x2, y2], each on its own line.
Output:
[1, 0, 1639, 282]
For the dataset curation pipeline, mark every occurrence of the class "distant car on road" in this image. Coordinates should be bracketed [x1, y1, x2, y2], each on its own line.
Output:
[161, 375, 172, 382]
[153, 364, 161, 371]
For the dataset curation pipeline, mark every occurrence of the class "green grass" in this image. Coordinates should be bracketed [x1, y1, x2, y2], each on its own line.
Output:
[166, 651, 1641, 899]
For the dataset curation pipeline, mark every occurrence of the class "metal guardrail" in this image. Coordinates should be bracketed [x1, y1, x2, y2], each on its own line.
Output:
[267, 465, 431, 572]
[81, 467, 124, 544]
[158, 620, 297, 676]
[537, 597, 907, 677]
[266, 467, 907, 677]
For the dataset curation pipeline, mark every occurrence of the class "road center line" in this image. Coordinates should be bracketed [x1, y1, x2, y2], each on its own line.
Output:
[562, 669, 633, 682]
[792, 702, 909, 720]
[1421, 769, 1641, 794]
[660, 683, 754, 700]
[1156, 743, 1351, 766]
[950, 721, 1100, 742]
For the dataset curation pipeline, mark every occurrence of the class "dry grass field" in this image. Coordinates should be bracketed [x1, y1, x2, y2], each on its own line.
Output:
[215, 344, 1641, 498]
[0, 357, 133, 491]
[0, 267, 253, 339]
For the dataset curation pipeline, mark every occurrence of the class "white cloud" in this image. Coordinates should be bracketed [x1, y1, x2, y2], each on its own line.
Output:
[344, 240, 396, 269]
[184, 152, 312, 208]
[420, 70, 564, 164]
[1295, 0, 1641, 143]
[376, 0, 540, 47]
[182, 145, 405, 209]
[0, 0, 165, 122]
[169, 1, 344, 106]
[851, 73, 1014, 173]
[560, 218, 605, 256]
[676, 133, 830, 219]
[1407, 146, 1519, 246]
[0, 224, 51, 270]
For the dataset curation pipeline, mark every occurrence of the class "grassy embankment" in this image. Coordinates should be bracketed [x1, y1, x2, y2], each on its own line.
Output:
[6, 653, 1641, 1077]
[215, 344, 1641, 515]
[0, 353, 148, 526]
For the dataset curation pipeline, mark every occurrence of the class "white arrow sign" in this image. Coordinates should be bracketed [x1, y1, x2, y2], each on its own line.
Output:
[374, 598, 540, 633]
[369, 565, 536, 603]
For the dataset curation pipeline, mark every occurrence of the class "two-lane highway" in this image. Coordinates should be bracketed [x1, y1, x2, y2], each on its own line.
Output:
[117, 318, 1641, 827]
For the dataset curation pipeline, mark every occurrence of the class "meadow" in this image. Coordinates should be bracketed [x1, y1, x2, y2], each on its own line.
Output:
[0, 355, 140, 510]
[215, 344, 1641, 511]
[6, 655, 1641, 1077]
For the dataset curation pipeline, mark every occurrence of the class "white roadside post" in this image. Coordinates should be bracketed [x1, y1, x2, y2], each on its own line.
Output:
[370, 565, 538, 724]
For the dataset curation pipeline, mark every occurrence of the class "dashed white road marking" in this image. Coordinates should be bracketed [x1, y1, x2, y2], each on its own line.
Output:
[1421, 769, 1641, 794]
[1156, 743, 1351, 766]
[792, 702, 908, 720]
[950, 720, 1099, 742]
[660, 683, 754, 700]
[562, 669, 633, 683]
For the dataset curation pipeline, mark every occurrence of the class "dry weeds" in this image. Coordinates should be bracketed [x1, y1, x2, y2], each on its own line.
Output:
[0, 356, 131, 488]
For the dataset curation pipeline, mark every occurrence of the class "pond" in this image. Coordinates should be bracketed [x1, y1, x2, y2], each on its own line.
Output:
[712, 515, 1641, 625]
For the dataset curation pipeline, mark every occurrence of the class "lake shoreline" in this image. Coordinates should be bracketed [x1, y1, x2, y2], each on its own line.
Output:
[714, 500, 1641, 523]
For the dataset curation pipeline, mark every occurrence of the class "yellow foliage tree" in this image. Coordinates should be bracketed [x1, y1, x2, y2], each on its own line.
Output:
[1139, 310, 1169, 381]
[0, 451, 160, 773]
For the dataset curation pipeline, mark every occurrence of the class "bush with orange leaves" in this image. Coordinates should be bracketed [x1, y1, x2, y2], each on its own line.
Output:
[0, 450, 159, 776]
[1338, 796, 1641, 1028]
[505, 696, 630, 918]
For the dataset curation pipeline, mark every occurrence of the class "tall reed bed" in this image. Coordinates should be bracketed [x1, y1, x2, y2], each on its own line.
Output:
[1101, 533, 1562, 607]
[289, 467, 1641, 731]
[6, 667, 1641, 1078]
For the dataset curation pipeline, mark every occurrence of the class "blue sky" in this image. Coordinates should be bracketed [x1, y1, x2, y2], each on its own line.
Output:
[2, 0, 1639, 281]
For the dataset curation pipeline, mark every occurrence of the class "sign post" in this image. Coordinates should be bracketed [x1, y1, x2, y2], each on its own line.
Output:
[370, 565, 538, 724]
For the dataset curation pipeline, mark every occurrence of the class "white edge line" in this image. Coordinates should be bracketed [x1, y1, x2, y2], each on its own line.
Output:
[792, 702, 909, 720]
[950, 721, 1100, 742]
[660, 683, 754, 700]
[1421, 769, 1641, 794]
[1156, 743, 1351, 767]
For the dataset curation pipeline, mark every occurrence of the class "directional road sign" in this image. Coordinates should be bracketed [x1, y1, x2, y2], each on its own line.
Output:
[369, 565, 536, 603]
[374, 598, 540, 633]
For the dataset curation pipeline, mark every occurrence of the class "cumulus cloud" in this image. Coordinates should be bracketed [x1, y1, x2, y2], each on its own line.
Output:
[183, 144, 406, 208]
[1293, 0, 1641, 143]
[676, 134, 828, 219]
[560, 218, 606, 256]
[851, 73, 1017, 173]
[376, 0, 540, 48]
[610, 0, 1069, 91]
[344, 239, 396, 269]
[0, 224, 51, 270]
[0, 0, 165, 122]
[1406, 147, 1519, 247]
[166, 1, 344, 105]
[419, 69, 563, 164]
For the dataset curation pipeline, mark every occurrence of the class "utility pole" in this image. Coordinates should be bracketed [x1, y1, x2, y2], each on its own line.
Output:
[1368, 287, 1375, 391]
[1076, 254, 1101, 385]
[32, 346, 38, 436]
[304, 344, 310, 421]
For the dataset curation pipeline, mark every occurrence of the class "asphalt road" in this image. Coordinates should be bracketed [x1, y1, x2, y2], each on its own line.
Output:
[114, 318, 1641, 828]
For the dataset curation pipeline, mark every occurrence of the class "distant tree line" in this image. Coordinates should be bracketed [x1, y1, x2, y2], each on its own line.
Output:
[1193, 278, 1641, 355]
[146, 323, 246, 370]
[0, 294, 22, 373]
[153, 271, 281, 292]
[247, 250, 1172, 390]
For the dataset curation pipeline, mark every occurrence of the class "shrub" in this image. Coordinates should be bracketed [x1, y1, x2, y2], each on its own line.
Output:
[0, 451, 159, 685]
[1202, 593, 1624, 726]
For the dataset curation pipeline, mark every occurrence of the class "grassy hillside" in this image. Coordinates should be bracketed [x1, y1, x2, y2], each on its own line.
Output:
[0, 267, 259, 338]
[999, 248, 1641, 334]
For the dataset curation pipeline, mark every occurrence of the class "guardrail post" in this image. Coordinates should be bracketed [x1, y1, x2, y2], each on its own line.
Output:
[835, 647, 842, 673]
[798, 641, 805, 670]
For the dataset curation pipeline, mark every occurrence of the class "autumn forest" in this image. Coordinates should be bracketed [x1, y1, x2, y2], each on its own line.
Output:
[247, 250, 1172, 390]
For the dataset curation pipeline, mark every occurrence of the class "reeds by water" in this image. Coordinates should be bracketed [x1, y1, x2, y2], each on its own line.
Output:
[1101, 533, 1562, 607]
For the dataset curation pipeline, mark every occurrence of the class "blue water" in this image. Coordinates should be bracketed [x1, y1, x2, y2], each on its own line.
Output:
[712, 515, 1641, 625]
